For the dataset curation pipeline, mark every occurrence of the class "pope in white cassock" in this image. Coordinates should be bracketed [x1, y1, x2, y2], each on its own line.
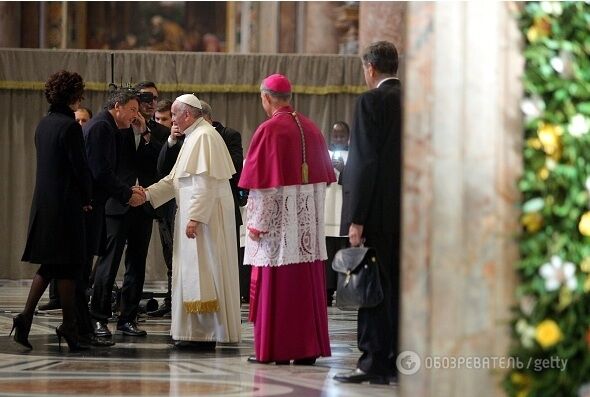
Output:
[144, 94, 241, 348]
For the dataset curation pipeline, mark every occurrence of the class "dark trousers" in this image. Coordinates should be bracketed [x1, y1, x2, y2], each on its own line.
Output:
[75, 254, 94, 335]
[156, 201, 175, 307]
[73, 209, 104, 336]
[90, 207, 152, 325]
[356, 232, 399, 377]
[48, 279, 60, 302]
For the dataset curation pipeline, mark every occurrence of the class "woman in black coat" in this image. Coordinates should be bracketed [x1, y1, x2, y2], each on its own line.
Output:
[12, 70, 92, 352]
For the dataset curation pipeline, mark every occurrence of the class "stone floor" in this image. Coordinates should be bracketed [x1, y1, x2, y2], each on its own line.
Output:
[0, 280, 397, 396]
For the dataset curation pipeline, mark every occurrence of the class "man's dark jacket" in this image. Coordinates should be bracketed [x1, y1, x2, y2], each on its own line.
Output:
[340, 79, 402, 237]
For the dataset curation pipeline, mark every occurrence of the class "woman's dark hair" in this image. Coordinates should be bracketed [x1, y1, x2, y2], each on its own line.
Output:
[44, 70, 85, 106]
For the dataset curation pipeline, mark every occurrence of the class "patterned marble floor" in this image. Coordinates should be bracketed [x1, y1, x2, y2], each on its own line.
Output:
[0, 280, 397, 397]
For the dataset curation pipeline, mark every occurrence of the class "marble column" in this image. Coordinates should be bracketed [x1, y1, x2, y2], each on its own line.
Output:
[257, 1, 279, 53]
[278, 2, 297, 53]
[303, 2, 338, 54]
[400, 2, 522, 396]
[359, 2, 405, 54]
[0, 2, 21, 47]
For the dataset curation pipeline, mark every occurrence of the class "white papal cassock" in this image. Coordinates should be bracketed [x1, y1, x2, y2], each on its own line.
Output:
[147, 117, 241, 343]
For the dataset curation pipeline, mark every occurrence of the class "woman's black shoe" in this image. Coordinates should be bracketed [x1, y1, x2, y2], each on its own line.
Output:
[293, 357, 316, 365]
[10, 314, 33, 350]
[55, 325, 89, 353]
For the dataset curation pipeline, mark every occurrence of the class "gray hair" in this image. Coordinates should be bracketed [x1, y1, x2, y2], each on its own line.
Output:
[200, 100, 213, 119]
[260, 84, 292, 102]
[105, 88, 139, 110]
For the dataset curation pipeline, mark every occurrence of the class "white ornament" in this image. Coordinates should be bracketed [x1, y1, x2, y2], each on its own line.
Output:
[541, 1, 563, 15]
[520, 95, 545, 118]
[568, 114, 590, 137]
[550, 57, 564, 74]
[539, 256, 577, 291]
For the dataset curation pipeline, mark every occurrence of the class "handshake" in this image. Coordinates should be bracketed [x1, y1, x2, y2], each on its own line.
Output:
[129, 185, 147, 207]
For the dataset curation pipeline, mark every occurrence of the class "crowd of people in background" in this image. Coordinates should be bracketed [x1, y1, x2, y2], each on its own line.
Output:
[12, 41, 401, 386]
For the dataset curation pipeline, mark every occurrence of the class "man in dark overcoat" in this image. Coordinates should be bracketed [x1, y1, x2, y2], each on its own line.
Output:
[335, 41, 402, 385]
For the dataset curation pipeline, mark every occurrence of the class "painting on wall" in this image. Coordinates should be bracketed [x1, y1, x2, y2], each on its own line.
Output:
[85, 1, 226, 52]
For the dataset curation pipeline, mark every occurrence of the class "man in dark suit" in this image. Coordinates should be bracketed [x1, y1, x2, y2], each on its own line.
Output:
[81, 89, 146, 346]
[334, 41, 402, 385]
[128, 83, 175, 319]
[86, 88, 157, 338]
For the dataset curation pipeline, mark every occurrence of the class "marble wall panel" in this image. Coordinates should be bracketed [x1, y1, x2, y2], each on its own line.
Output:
[400, 2, 522, 396]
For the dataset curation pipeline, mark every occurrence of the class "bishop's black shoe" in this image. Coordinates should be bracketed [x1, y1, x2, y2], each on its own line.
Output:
[293, 357, 316, 365]
[247, 355, 289, 365]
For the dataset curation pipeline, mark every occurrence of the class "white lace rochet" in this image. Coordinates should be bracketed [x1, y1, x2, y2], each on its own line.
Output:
[244, 183, 328, 267]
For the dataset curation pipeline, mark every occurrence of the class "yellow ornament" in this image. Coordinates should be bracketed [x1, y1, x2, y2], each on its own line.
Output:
[535, 319, 562, 349]
[579, 212, 590, 236]
[584, 276, 590, 293]
[538, 167, 550, 180]
[526, 16, 552, 42]
[526, 137, 542, 150]
[521, 212, 543, 233]
[581, 258, 590, 273]
[511, 372, 530, 386]
[537, 122, 563, 160]
[558, 287, 573, 310]
[511, 372, 531, 397]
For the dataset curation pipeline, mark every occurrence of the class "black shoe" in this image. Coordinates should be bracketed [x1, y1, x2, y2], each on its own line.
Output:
[247, 355, 289, 365]
[333, 368, 390, 385]
[38, 300, 61, 311]
[116, 322, 147, 336]
[55, 325, 90, 353]
[93, 321, 112, 338]
[147, 304, 171, 318]
[293, 357, 316, 365]
[79, 333, 115, 347]
[173, 341, 216, 351]
[10, 314, 33, 350]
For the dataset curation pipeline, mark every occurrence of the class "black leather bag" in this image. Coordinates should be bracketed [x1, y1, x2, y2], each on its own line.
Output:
[331, 246, 384, 310]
